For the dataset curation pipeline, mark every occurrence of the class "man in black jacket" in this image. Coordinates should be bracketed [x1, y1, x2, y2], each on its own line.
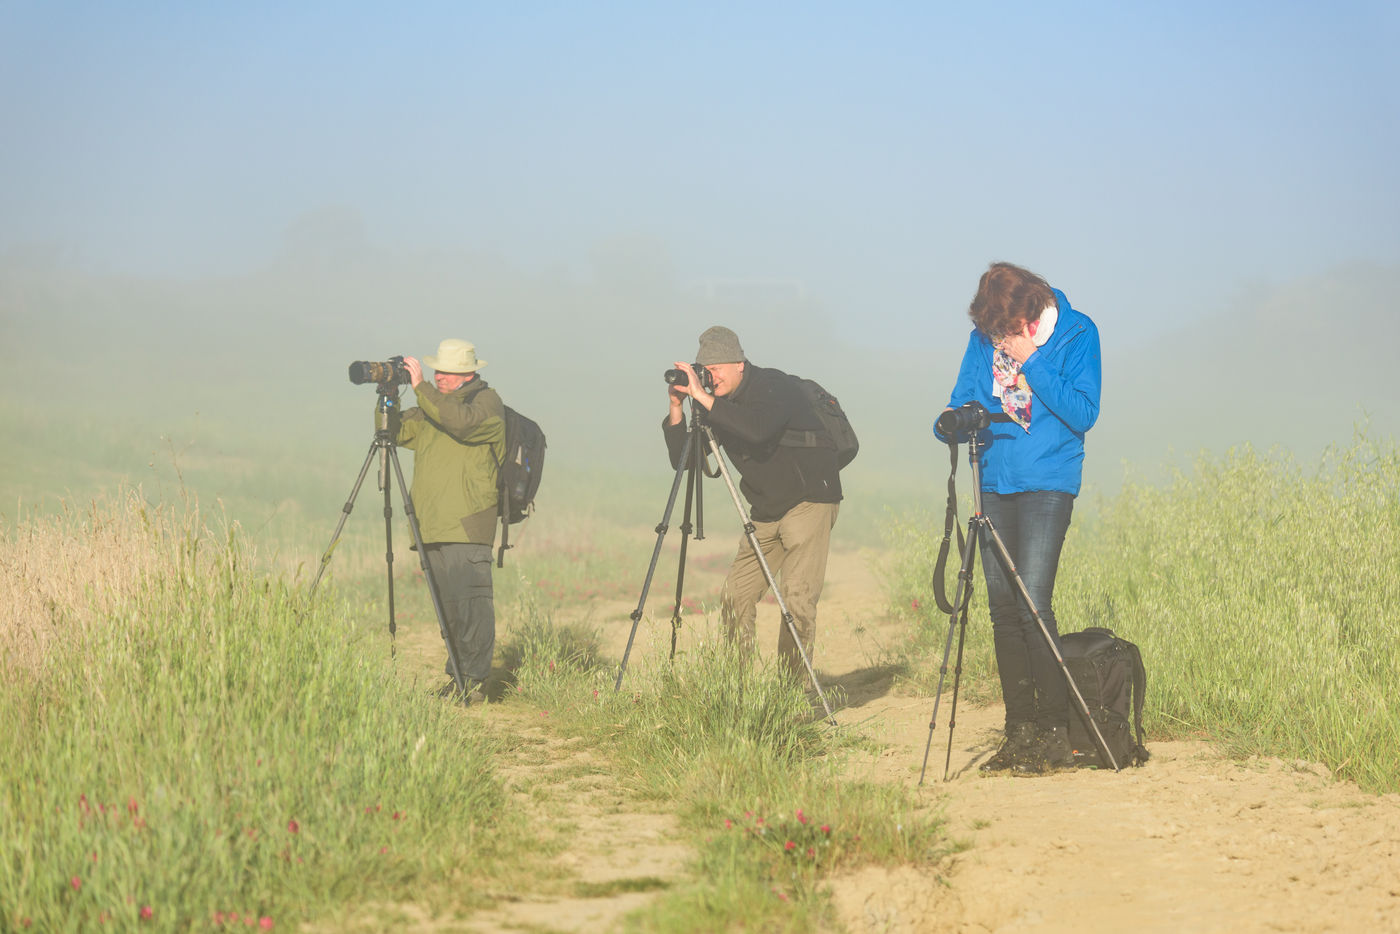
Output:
[664, 326, 841, 682]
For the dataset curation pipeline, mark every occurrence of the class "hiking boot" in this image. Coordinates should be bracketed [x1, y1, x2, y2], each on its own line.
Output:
[980, 722, 1038, 772]
[1014, 724, 1075, 774]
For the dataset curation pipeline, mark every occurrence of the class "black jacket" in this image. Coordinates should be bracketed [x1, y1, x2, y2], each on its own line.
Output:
[663, 364, 842, 522]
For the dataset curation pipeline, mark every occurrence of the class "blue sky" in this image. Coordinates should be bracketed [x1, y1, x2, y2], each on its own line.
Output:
[3, 2, 1397, 346]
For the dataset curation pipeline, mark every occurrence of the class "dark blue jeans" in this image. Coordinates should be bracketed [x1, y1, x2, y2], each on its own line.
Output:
[977, 490, 1075, 731]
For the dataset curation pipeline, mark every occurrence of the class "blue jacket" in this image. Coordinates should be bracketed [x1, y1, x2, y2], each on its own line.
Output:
[936, 289, 1101, 495]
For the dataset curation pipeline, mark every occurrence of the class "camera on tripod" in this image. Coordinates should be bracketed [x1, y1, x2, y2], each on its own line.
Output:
[936, 400, 993, 435]
[348, 356, 411, 386]
[664, 364, 715, 394]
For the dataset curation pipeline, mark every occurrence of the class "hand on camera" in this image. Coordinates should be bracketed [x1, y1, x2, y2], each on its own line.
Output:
[403, 356, 424, 387]
[670, 361, 715, 410]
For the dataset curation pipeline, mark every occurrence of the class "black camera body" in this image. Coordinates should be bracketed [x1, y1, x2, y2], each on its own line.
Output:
[664, 365, 715, 394]
[349, 356, 411, 386]
[936, 401, 993, 435]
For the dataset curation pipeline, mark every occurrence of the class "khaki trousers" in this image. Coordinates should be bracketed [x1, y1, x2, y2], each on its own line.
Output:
[720, 500, 839, 680]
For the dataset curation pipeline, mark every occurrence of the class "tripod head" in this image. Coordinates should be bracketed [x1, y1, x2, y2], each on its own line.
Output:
[374, 382, 404, 441]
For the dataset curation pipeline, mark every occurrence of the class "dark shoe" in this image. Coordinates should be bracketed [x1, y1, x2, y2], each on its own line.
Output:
[980, 722, 1038, 772]
[434, 679, 488, 705]
[1014, 724, 1075, 774]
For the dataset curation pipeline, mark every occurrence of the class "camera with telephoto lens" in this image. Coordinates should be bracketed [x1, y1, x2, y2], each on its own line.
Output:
[936, 400, 993, 435]
[348, 356, 411, 386]
[664, 364, 715, 394]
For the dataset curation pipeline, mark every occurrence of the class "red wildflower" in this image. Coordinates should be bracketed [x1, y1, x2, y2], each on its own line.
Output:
[287, 819, 299, 834]
[392, 811, 402, 820]
[379, 846, 389, 854]
[723, 819, 733, 829]
[70, 876, 81, 891]
[911, 598, 921, 610]
[820, 824, 831, 834]
[260, 918, 274, 930]
[806, 847, 816, 858]
[127, 797, 139, 816]
[784, 840, 796, 851]
[139, 905, 153, 920]
[796, 808, 808, 824]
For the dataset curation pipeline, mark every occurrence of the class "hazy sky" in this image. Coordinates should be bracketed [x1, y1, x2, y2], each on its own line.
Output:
[3, 2, 1398, 347]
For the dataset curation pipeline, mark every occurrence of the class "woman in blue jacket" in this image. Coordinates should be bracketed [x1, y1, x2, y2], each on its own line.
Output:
[936, 262, 1101, 774]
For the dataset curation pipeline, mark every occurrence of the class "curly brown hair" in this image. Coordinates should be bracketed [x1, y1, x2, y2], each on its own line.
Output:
[968, 262, 1055, 340]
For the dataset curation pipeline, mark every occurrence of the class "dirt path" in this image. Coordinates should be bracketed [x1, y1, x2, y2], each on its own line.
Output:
[394, 542, 1400, 932]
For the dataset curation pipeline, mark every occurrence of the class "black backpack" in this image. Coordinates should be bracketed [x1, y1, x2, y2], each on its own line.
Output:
[1060, 627, 1150, 769]
[495, 406, 545, 567]
[779, 377, 859, 469]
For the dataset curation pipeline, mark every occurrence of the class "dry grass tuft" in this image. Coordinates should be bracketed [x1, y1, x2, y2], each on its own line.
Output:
[0, 487, 230, 679]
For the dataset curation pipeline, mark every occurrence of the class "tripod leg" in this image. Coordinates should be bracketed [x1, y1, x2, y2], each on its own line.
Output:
[701, 425, 838, 726]
[382, 459, 397, 652]
[668, 463, 698, 661]
[942, 553, 976, 781]
[980, 520, 1122, 771]
[919, 518, 979, 784]
[386, 447, 470, 707]
[309, 440, 380, 595]
[616, 429, 695, 691]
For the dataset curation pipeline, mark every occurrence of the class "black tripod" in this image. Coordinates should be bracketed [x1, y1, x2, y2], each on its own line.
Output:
[308, 383, 471, 707]
[918, 408, 1117, 783]
[614, 399, 838, 726]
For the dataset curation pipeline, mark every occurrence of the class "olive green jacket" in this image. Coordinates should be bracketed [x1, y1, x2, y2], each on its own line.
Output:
[396, 378, 505, 544]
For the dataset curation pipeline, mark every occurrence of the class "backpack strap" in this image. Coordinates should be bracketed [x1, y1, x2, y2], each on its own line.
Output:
[1125, 640, 1150, 765]
[780, 427, 835, 449]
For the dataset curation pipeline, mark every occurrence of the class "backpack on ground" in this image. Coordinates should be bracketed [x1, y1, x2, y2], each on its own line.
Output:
[495, 406, 546, 567]
[1060, 627, 1149, 769]
[779, 377, 859, 469]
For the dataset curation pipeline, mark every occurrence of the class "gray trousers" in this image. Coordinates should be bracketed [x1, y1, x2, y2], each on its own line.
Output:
[424, 543, 495, 683]
[720, 500, 839, 680]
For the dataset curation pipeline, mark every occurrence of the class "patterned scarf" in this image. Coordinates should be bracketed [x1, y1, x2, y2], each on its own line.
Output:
[991, 304, 1058, 432]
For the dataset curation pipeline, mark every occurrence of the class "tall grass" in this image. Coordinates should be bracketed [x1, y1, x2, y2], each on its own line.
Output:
[0, 491, 509, 931]
[886, 435, 1400, 793]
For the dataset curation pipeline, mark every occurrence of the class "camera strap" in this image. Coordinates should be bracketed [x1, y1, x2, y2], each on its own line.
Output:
[931, 439, 965, 615]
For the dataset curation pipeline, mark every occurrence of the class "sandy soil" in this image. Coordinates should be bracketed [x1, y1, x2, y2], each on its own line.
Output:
[396, 538, 1400, 932]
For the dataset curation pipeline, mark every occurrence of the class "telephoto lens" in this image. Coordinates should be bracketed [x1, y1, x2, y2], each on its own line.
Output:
[936, 401, 992, 435]
[348, 358, 411, 386]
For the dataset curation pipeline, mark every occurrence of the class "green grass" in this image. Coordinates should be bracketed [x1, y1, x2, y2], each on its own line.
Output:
[498, 616, 950, 931]
[885, 434, 1400, 793]
[0, 493, 511, 931]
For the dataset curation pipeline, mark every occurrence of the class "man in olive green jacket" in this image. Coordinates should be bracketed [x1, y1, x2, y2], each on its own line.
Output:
[400, 339, 505, 701]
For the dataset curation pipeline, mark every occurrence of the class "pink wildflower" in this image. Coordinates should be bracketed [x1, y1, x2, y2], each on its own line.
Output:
[260, 918, 274, 930]
[70, 876, 81, 891]
[379, 846, 389, 854]
[796, 808, 808, 824]
[139, 905, 153, 920]
[287, 819, 299, 834]
[820, 824, 831, 835]
[784, 840, 796, 851]
[723, 819, 733, 829]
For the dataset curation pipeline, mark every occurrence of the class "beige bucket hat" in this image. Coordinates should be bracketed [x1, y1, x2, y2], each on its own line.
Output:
[424, 338, 487, 374]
